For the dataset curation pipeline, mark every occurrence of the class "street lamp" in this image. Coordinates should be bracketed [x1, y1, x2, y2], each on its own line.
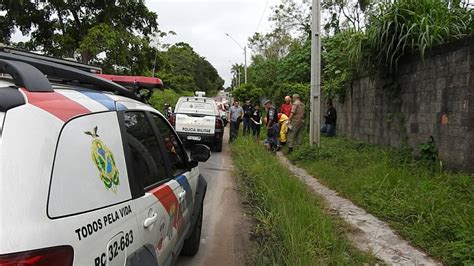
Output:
[225, 33, 247, 84]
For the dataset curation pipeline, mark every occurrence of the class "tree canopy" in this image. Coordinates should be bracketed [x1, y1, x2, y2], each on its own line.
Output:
[0, 0, 159, 74]
[235, 0, 473, 103]
[0, 1, 224, 96]
[155, 42, 224, 95]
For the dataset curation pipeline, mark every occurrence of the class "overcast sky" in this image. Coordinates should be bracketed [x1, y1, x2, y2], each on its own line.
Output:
[147, 0, 281, 87]
[10, 0, 283, 87]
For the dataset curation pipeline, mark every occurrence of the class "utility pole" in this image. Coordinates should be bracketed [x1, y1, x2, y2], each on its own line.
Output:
[225, 33, 248, 84]
[309, 0, 321, 146]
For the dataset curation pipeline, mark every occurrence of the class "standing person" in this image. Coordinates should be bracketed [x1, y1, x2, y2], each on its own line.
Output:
[264, 100, 279, 152]
[250, 102, 262, 139]
[229, 101, 244, 142]
[277, 113, 289, 146]
[280, 95, 292, 117]
[287, 94, 305, 154]
[242, 100, 253, 136]
[321, 101, 337, 137]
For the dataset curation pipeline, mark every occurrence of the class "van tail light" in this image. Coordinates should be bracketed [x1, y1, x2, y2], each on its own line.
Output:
[215, 117, 223, 129]
[168, 114, 176, 127]
[0, 246, 73, 266]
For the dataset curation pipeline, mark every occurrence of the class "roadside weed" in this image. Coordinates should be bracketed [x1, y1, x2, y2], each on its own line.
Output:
[289, 137, 474, 265]
[231, 137, 377, 265]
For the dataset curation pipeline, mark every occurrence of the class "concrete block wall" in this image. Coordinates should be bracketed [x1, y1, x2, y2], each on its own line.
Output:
[330, 37, 473, 173]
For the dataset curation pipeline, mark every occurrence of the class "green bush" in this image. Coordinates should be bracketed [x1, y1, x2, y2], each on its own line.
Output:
[271, 82, 310, 108]
[232, 83, 264, 104]
[148, 89, 192, 112]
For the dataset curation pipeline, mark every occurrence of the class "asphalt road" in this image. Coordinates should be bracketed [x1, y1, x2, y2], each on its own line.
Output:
[177, 129, 250, 266]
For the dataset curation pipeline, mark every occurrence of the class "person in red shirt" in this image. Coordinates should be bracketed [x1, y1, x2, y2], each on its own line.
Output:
[280, 95, 291, 117]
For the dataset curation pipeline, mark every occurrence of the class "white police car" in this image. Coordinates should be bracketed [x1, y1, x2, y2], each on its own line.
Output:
[0, 47, 209, 266]
[170, 97, 224, 152]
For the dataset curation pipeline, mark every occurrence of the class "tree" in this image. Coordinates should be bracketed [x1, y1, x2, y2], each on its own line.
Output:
[0, 0, 159, 74]
[322, 0, 376, 34]
[230, 63, 244, 88]
[247, 59, 279, 94]
[248, 30, 298, 61]
[232, 83, 264, 104]
[271, 83, 310, 110]
[269, 0, 311, 38]
[149, 89, 193, 111]
[244, 0, 473, 103]
[277, 40, 311, 84]
[156, 42, 224, 95]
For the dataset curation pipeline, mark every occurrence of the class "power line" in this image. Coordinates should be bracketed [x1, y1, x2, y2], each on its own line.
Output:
[255, 0, 270, 33]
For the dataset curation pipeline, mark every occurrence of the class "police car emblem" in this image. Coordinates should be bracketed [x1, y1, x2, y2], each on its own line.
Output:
[85, 126, 120, 192]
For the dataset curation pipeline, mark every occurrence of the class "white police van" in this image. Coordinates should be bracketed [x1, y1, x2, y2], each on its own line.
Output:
[0, 47, 209, 266]
[170, 97, 224, 152]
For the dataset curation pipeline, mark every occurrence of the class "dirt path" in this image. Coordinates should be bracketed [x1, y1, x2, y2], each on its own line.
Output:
[277, 153, 441, 265]
[177, 131, 251, 266]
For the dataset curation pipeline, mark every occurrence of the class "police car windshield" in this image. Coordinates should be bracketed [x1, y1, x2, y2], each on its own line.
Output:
[176, 99, 217, 116]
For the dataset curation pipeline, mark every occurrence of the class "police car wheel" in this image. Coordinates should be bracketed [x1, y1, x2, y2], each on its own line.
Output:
[180, 202, 203, 256]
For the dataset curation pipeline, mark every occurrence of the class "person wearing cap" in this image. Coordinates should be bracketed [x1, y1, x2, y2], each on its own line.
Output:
[287, 94, 305, 154]
[264, 100, 279, 152]
[280, 95, 291, 117]
[229, 101, 244, 142]
[242, 99, 253, 136]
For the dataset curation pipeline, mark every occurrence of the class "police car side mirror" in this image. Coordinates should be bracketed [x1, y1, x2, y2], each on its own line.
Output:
[190, 144, 211, 164]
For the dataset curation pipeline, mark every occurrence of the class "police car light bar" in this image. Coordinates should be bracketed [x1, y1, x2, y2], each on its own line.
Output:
[195, 91, 206, 97]
[97, 74, 164, 90]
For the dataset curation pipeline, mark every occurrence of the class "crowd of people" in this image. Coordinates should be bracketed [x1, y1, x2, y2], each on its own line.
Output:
[166, 94, 337, 154]
[229, 94, 318, 154]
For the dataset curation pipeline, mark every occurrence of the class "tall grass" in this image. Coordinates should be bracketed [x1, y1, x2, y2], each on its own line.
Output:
[322, 0, 473, 100]
[289, 137, 474, 265]
[231, 137, 377, 265]
[367, 0, 473, 70]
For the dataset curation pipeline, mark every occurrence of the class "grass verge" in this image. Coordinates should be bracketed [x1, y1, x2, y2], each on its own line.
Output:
[288, 137, 474, 265]
[231, 136, 377, 265]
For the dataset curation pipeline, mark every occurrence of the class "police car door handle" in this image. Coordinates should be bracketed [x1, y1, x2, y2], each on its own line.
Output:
[143, 213, 158, 228]
[178, 191, 186, 201]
